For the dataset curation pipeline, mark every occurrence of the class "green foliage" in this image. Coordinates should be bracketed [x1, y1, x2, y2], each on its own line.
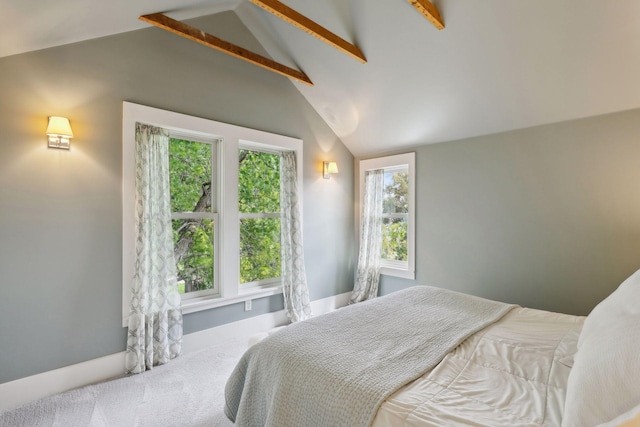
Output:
[383, 171, 409, 214]
[168, 143, 283, 292]
[381, 170, 409, 262]
[169, 139, 215, 294]
[172, 219, 214, 293]
[240, 218, 281, 283]
[239, 149, 280, 214]
[238, 149, 281, 283]
[382, 220, 408, 261]
[169, 139, 212, 213]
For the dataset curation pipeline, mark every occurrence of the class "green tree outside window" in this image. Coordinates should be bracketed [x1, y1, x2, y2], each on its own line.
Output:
[382, 170, 409, 262]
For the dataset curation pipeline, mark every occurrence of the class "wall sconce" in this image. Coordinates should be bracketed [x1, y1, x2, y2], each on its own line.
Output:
[323, 161, 338, 179]
[46, 116, 74, 150]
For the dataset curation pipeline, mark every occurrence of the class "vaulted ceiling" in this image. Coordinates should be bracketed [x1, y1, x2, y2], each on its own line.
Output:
[1, 0, 639, 156]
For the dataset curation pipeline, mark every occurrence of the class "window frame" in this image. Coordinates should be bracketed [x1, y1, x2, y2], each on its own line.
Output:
[169, 136, 219, 300]
[358, 152, 416, 280]
[238, 146, 283, 289]
[122, 102, 303, 326]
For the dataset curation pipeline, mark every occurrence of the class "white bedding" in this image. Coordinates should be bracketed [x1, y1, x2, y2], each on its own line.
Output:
[225, 286, 513, 427]
[373, 307, 584, 427]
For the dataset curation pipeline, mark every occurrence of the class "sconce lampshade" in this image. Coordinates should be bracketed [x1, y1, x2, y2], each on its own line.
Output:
[323, 161, 339, 179]
[46, 116, 74, 150]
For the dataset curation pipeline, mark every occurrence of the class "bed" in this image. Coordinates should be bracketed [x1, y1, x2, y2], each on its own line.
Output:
[225, 270, 640, 427]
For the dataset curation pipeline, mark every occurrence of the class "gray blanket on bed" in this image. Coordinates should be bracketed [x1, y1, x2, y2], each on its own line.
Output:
[224, 286, 515, 427]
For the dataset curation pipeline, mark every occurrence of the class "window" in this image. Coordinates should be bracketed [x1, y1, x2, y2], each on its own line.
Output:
[169, 137, 218, 298]
[358, 153, 415, 279]
[122, 102, 303, 324]
[238, 149, 281, 287]
[381, 166, 409, 265]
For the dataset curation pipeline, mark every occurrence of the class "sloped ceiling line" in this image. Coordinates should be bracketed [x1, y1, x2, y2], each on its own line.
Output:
[3, 0, 637, 157]
[247, 0, 367, 63]
[124, 0, 447, 96]
[139, 12, 313, 85]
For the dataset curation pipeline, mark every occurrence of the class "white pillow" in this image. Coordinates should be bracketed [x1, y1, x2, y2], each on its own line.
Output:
[562, 269, 640, 427]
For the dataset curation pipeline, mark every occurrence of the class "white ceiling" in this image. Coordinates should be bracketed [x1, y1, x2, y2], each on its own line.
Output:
[2, 0, 639, 156]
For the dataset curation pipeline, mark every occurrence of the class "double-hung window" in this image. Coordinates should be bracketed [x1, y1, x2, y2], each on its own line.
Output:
[358, 152, 416, 279]
[122, 102, 303, 324]
[238, 148, 281, 288]
[169, 136, 219, 298]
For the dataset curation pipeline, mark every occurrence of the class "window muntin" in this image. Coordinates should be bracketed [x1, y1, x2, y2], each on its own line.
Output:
[169, 138, 218, 298]
[238, 149, 281, 286]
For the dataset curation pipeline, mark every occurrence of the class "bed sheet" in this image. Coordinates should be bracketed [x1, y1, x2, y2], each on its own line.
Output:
[372, 307, 584, 427]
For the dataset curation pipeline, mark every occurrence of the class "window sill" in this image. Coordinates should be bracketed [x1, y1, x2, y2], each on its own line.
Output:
[380, 266, 415, 280]
[181, 285, 283, 315]
[122, 286, 283, 327]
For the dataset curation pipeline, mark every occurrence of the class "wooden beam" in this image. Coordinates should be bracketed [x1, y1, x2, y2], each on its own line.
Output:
[248, 0, 367, 64]
[139, 13, 313, 86]
[408, 0, 445, 30]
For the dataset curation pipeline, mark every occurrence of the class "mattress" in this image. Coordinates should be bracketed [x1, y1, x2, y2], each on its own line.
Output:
[372, 307, 584, 427]
[226, 286, 514, 427]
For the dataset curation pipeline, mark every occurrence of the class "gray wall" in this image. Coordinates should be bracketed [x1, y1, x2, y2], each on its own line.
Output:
[0, 12, 355, 384]
[368, 109, 640, 316]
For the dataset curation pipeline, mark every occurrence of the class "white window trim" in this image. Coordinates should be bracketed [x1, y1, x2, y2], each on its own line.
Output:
[357, 152, 416, 280]
[122, 102, 303, 327]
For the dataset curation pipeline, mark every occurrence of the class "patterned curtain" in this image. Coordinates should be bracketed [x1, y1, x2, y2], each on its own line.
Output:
[126, 123, 183, 374]
[280, 151, 312, 322]
[350, 169, 384, 304]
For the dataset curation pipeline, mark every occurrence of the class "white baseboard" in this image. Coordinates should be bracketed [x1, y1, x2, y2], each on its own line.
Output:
[0, 291, 350, 412]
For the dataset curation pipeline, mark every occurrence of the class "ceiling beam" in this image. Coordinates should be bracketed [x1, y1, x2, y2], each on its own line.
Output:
[248, 0, 367, 63]
[408, 0, 445, 30]
[139, 13, 313, 86]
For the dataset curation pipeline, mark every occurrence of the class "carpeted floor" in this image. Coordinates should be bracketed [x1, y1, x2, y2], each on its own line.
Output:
[0, 338, 247, 427]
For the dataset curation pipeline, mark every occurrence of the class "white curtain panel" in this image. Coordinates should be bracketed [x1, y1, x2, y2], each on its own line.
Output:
[280, 151, 312, 322]
[126, 123, 183, 375]
[350, 169, 384, 304]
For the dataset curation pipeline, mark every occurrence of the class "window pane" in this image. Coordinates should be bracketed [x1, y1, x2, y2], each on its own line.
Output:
[383, 169, 409, 214]
[170, 139, 213, 213]
[382, 168, 409, 261]
[239, 149, 280, 214]
[240, 218, 281, 283]
[173, 219, 214, 294]
[381, 217, 408, 262]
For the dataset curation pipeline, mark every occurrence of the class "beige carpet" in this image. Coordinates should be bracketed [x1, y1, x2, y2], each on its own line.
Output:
[0, 338, 247, 427]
